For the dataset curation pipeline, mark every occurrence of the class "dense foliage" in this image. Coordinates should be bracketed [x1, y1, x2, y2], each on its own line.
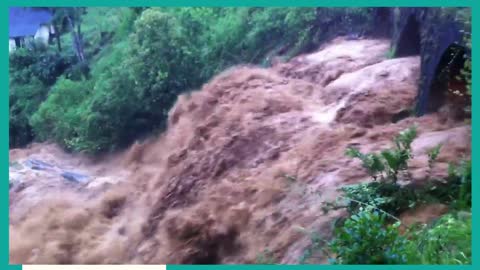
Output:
[9, 78, 48, 147]
[317, 127, 472, 265]
[257, 127, 471, 265]
[329, 208, 408, 264]
[345, 126, 417, 182]
[9, 7, 374, 152]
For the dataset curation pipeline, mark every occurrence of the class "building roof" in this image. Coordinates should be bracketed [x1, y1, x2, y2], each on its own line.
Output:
[9, 7, 52, 38]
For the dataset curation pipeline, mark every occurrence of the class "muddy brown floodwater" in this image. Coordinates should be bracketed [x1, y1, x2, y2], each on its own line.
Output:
[9, 37, 471, 264]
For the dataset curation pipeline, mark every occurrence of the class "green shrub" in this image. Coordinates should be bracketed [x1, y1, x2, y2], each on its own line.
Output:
[64, 62, 91, 81]
[405, 212, 471, 264]
[9, 78, 48, 148]
[338, 181, 419, 216]
[409, 159, 471, 210]
[447, 159, 471, 210]
[332, 162, 470, 219]
[128, 8, 203, 111]
[329, 208, 408, 264]
[81, 64, 139, 152]
[9, 49, 38, 85]
[75, 8, 204, 152]
[30, 78, 94, 151]
[330, 126, 422, 216]
[9, 47, 74, 86]
[325, 127, 471, 215]
[328, 209, 472, 265]
[346, 126, 417, 182]
[9, 47, 75, 147]
[322, 127, 471, 265]
[28, 9, 205, 153]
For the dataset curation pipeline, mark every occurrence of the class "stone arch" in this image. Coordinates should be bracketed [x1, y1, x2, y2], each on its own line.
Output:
[395, 15, 421, 57]
[426, 44, 469, 113]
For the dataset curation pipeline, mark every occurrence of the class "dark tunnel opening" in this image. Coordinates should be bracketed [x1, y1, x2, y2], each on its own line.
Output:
[427, 44, 469, 114]
[396, 15, 421, 57]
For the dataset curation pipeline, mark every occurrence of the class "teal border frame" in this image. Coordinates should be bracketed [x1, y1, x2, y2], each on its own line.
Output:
[1, 1, 477, 269]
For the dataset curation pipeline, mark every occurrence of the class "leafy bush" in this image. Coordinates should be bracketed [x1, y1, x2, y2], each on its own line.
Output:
[27, 9, 202, 152]
[327, 159, 471, 222]
[331, 138, 468, 217]
[328, 209, 471, 265]
[405, 212, 471, 264]
[9, 47, 75, 86]
[9, 78, 48, 147]
[9, 46, 80, 147]
[30, 78, 94, 151]
[73, 9, 204, 152]
[80, 64, 139, 152]
[447, 159, 471, 210]
[327, 126, 422, 216]
[346, 126, 417, 182]
[407, 159, 471, 210]
[322, 127, 471, 265]
[329, 208, 408, 264]
[128, 8, 203, 119]
[338, 181, 419, 216]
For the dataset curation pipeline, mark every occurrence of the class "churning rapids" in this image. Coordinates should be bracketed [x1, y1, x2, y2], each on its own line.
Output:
[9, 37, 471, 264]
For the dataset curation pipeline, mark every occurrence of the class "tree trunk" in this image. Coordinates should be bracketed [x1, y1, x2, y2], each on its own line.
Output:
[77, 22, 81, 38]
[77, 23, 84, 55]
[67, 15, 85, 63]
[53, 24, 62, 52]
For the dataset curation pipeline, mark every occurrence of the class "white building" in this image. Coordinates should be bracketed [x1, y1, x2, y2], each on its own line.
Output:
[9, 8, 54, 52]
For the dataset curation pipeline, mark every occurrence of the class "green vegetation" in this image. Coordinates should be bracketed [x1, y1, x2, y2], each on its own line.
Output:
[345, 126, 417, 183]
[386, 45, 396, 59]
[309, 127, 471, 265]
[405, 212, 471, 264]
[458, 10, 472, 115]
[30, 78, 95, 151]
[326, 207, 471, 265]
[329, 208, 408, 264]
[10, 77, 48, 147]
[10, 7, 374, 152]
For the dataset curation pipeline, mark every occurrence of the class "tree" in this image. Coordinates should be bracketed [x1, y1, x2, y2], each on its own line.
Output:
[51, 7, 87, 63]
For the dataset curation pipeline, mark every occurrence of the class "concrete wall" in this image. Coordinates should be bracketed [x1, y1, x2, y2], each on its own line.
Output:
[388, 8, 469, 115]
[9, 39, 16, 52]
[9, 24, 52, 53]
[34, 24, 51, 45]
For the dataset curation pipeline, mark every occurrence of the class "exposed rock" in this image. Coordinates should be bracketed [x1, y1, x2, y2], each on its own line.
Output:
[61, 171, 90, 184]
[24, 159, 55, 171]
